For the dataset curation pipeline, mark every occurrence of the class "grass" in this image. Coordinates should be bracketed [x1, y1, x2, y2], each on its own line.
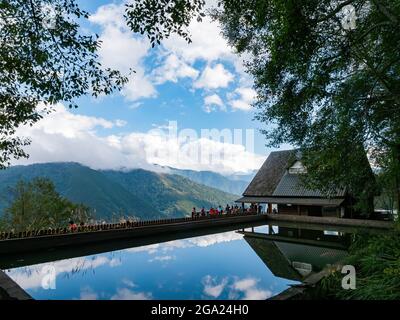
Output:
[317, 221, 400, 299]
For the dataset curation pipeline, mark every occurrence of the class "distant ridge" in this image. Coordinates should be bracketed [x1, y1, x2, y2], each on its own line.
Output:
[162, 166, 253, 195]
[0, 162, 237, 220]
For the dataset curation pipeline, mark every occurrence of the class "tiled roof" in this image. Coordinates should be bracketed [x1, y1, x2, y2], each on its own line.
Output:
[242, 149, 350, 199]
[272, 172, 346, 198]
[243, 150, 298, 197]
[235, 196, 344, 206]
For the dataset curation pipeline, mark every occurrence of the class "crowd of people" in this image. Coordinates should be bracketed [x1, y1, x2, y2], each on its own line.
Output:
[191, 203, 264, 218]
[67, 203, 266, 232]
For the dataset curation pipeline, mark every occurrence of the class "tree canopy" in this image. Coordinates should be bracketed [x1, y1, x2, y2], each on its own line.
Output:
[0, 177, 92, 232]
[0, 0, 127, 169]
[126, 0, 400, 211]
[2, 0, 399, 211]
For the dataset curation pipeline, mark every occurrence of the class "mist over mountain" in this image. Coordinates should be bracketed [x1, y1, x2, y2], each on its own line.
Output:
[0, 163, 238, 221]
[152, 166, 254, 195]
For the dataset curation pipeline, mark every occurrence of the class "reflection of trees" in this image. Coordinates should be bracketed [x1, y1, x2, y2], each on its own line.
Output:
[8, 251, 124, 289]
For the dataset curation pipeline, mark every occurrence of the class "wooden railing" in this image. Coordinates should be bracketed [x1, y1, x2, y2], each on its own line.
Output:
[0, 211, 260, 241]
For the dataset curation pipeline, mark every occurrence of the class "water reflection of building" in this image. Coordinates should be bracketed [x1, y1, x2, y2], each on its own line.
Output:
[239, 226, 350, 281]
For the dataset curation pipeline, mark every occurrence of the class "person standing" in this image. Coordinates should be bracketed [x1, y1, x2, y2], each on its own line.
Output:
[69, 220, 77, 232]
[192, 207, 196, 218]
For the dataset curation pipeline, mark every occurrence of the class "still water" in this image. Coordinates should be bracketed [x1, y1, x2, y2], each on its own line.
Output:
[2, 224, 349, 300]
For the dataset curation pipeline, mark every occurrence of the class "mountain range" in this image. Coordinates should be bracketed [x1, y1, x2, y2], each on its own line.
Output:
[165, 167, 252, 195]
[0, 163, 243, 221]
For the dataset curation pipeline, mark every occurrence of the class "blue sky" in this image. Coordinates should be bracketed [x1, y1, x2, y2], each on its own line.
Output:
[15, 0, 291, 175]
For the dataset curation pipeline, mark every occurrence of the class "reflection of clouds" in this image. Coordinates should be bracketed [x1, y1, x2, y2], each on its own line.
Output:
[80, 286, 98, 300]
[121, 278, 136, 288]
[7, 255, 120, 290]
[231, 277, 272, 300]
[126, 231, 243, 256]
[202, 275, 272, 300]
[125, 243, 161, 254]
[148, 255, 175, 263]
[187, 232, 243, 247]
[111, 288, 152, 300]
[202, 275, 228, 298]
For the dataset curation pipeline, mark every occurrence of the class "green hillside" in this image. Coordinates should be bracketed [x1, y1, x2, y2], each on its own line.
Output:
[166, 167, 248, 195]
[103, 169, 238, 216]
[0, 163, 237, 220]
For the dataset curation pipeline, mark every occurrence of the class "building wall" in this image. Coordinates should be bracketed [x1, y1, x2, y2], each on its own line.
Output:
[277, 204, 340, 217]
[278, 204, 300, 215]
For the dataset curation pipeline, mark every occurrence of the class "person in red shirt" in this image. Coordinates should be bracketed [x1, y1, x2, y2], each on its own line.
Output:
[69, 220, 77, 232]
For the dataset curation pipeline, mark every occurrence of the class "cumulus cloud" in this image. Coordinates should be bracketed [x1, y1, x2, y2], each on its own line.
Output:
[13, 104, 264, 174]
[203, 94, 225, 113]
[153, 54, 199, 84]
[162, 16, 234, 64]
[13, 104, 151, 171]
[228, 87, 257, 111]
[89, 3, 156, 101]
[89, 1, 255, 113]
[194, 64, 234, 90]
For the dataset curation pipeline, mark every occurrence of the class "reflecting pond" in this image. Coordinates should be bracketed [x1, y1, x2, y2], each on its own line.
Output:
[2, 223, 351, 300]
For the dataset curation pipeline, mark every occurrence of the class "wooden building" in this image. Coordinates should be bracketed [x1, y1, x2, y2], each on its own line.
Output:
[236, 149, 372, 218]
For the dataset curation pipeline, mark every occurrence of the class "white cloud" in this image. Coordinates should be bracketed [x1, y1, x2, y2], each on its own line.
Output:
[129, 102, 143, 109]
[232, 277, 272, 300]
[115, 119, 127, 127]
[90, 3, 156, 101]
[159, 11, 254, 89]
[228, 87, 257, 111]
[153, 54, 199, 84]
[162, 16, 234, 64]
[148, 255, 176, 263]
[201, 275, 272, 300]
[14, 104, 264, 174]
[194, 64, 234, 90]
[89, 1, 256, 110]
[203, 94, 225, 113]
[121, 279, 136, 288]
[188, 232, 243, 247]
[202, 276, 228, 298]
[111, 288, 152, 300]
